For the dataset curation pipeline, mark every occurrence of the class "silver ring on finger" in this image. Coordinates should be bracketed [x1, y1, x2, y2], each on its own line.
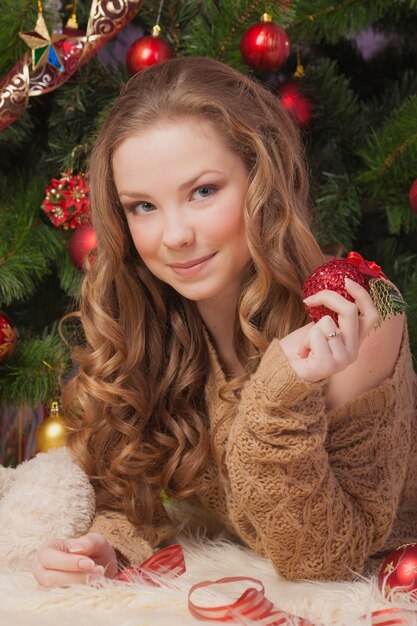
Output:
[326, 328, 342, 340]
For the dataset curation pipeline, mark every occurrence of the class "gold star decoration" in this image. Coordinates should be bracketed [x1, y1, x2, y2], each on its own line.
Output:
[19, 11, 65, 72]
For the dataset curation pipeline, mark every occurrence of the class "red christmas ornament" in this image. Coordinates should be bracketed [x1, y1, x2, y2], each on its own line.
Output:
[42, 170, 90, 230]
[0, 312, 17, 363]
[69, 223, 97, 270]
[240, 13, 290, 72]
[126, 25, 173, 75]
[409, 179, 417, 214]
[278, 79, 312, 126]
[378, 543, 417, 600]
[302, 252, 407, 324]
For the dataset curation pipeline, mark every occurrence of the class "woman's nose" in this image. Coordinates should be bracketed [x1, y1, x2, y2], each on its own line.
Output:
[161, 214, 195, 249]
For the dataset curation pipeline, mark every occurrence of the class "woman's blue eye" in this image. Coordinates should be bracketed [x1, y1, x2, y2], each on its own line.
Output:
[128, 201, 154, 214]
[194, 185, 216, 199]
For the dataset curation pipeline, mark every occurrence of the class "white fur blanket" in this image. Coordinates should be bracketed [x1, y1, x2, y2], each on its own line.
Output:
[1, 541, 417, 626]
[0, 449, 416, 626]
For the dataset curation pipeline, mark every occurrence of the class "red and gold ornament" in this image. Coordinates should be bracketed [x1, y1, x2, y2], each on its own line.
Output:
[42, 170, 90, 230]
[240, 13, 290, 72]
[409, 179, 417, 214]
[69, 222, 97, 270]
[378, 543, 417, 600]
[303, 252, 407, 324]
[0, 312, 17, 363]
[126, 24, 173, 75]
[278, 79, 312, 126]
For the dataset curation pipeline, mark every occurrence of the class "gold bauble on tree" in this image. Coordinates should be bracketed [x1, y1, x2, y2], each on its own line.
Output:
[36, 401, 68, 452]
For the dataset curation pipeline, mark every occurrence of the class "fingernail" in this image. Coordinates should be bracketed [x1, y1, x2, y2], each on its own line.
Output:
[69, 545, 85, 553]
[78, 558, 95, 570]
[345, 277, 356, 286]
[87, 566, 105, 583]
[303, 296, 313, 303]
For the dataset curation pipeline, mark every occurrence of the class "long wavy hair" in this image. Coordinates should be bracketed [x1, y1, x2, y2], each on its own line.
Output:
[63, 56, 325, 526]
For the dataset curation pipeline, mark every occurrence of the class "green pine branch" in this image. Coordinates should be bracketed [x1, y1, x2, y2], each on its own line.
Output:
[0, 175, 63, 306]
[0, 334, 71, 406]
[303, 57, 367, 161]
[288, 0, 412, 45]
[356, 94, 417, 234]
[312, 171, 361, 250]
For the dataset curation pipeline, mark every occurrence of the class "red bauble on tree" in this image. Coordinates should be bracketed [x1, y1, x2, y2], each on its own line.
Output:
[0, 312, 17, 363]
[278, 79, 312, 126]
[126, 25, 173, 75]
[409, 178, 417, 214]
[378, 543, 417, 600]
[69, 223, 97, 270]
[240, 13, 290, 72]
[303, 252, 407, 324]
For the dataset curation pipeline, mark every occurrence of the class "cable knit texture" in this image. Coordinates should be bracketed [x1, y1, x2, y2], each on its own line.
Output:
[91, 323, 417, 581]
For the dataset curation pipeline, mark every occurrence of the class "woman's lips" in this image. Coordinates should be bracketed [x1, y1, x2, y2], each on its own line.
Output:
[169, 253, 217, 277]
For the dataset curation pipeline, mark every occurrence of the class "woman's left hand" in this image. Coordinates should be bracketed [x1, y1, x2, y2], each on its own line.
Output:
[278, 277, 381, 383]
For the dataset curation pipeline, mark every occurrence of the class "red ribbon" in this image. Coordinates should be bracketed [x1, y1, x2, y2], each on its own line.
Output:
[116, 544, 417, 625]
[188, 576, 316, 624]
[371, 607, 417, 625]
[114, 543, 186, 586]
[346, 251, 389, 280]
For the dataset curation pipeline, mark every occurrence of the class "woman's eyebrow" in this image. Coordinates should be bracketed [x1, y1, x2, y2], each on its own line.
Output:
[118, 169, 224, 198]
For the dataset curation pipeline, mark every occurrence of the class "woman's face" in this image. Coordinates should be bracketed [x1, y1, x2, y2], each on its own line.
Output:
[113, 118, 251, 304]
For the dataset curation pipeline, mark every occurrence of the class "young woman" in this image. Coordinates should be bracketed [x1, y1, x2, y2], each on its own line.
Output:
[33, 57, 416, 588]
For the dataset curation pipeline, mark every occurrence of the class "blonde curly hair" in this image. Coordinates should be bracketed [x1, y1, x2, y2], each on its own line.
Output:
[63, 56, 325, 527]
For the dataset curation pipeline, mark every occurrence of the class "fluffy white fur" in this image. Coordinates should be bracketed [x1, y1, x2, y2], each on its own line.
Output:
[0, 448, 415, 626]
[0, 448, 95, 571]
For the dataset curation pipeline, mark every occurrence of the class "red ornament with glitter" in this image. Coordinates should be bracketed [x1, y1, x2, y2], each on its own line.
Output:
[126, 25, 173, 75]
[42, 170, 90, 230]
[378, 543, 417, 600]
[303, 252, 407, 324]
[240, 13, 290, 72]
[68, 223, 97, 271]
[278, 79, 312, 126]
[0, 312, 17, 363]
[409, 178, 417, 214]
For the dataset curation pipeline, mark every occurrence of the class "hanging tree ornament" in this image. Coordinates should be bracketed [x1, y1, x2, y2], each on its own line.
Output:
[36, 400, 69, 452]
[240, 13, 291, 72]
[41, 169, 90, 230]
[278, 48, 311, 126]
[126, 24, 174, 74]
[278, 79, 312, 126]
[409, 178, 417, 214]
[0, 312, 17, 363]
[126, 0, 173, 74]
[0, 0, 143, 132]
[19, 0, 65, 72]
[69, 222, 97, 270]
[63, 0, 85, 36]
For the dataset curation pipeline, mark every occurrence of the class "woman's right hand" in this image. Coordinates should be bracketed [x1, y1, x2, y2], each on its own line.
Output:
[33, 532, 118, 588]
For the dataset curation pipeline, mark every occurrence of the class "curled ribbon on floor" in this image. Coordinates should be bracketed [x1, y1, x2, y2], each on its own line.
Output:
[115, 544, 417, 625]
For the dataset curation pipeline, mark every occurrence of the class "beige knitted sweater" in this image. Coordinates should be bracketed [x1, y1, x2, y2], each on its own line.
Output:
[90, 323, 417, 581]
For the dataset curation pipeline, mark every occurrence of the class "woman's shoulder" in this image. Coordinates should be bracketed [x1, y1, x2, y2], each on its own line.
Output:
[326, 312, 408, 410]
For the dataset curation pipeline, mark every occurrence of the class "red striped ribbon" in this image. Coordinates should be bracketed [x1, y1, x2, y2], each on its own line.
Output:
[371, 607, 417, 625]
[114, 543, 186, 586]
[115, 544, 417, 625]
[188, 576, 316, 624]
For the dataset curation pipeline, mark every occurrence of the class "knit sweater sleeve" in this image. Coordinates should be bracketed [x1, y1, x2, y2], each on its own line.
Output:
[223, 324, 415, 581]
[89, 500, 176, 567]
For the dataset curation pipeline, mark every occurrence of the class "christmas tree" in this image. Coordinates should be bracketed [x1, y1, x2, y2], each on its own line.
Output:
[1, 0, 416, 466]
